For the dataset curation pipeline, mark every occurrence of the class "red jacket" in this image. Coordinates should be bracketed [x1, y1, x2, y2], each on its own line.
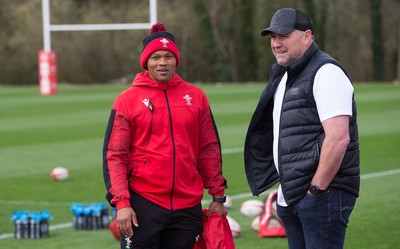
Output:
[103, 72, 226, 211]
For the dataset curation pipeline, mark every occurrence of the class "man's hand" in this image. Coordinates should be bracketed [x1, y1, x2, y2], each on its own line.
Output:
[207, 201, 226, 217]
[116, 207, 138, 237]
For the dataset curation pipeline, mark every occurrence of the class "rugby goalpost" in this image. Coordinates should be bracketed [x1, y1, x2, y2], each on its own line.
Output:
[39, 0, 157, 95]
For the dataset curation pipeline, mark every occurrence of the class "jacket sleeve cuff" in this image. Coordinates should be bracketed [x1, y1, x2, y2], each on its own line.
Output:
[115, 200, 131, 210]
[212, 191, 225, 198]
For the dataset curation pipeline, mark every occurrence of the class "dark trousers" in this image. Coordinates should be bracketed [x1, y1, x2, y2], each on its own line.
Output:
[121, 193, 203, 249]
[277, 188, 357, 249]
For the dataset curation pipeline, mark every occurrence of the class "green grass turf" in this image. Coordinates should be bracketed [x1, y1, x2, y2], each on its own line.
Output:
[0, 83, 399, 248]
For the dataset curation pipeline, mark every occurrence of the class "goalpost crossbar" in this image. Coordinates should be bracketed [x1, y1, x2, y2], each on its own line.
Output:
[42, 0, 157, 50]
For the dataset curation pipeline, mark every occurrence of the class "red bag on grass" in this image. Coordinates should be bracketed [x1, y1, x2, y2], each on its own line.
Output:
[258, 190, 286, 237]
[193, 209, 235, 249]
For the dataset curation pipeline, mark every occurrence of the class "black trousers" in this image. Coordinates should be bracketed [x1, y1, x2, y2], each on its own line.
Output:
[120, 192, 203, 249]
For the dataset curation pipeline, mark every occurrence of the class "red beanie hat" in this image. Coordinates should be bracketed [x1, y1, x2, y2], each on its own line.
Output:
[140, 22, 180, 70]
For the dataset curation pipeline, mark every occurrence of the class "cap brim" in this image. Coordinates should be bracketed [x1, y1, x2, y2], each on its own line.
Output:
[261, 26, 295, 36]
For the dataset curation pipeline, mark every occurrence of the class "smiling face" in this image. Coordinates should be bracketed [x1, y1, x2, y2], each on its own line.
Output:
[147, 50, 177, 82]
[270, 29, 313, 67]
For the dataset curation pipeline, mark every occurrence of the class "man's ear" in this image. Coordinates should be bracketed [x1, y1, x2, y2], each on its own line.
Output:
[304, 29, 313, 44]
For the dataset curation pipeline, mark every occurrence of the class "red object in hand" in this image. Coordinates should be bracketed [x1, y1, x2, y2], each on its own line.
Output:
[109, 219, 120, 241]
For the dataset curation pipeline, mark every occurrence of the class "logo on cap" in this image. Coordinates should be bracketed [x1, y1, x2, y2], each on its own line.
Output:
[160, 38, 169, 48]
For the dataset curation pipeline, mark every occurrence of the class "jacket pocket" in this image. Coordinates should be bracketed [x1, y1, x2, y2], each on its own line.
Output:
[313, 142, 321, 166]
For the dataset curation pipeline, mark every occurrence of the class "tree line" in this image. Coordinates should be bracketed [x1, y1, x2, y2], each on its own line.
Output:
[0, 0, 399, 85]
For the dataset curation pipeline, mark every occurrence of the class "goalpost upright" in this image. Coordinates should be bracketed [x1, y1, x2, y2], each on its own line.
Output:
[39, 0, 157, 95]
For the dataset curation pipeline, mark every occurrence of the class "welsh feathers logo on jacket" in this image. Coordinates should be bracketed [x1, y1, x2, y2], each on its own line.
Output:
[183, 94, 192, 106]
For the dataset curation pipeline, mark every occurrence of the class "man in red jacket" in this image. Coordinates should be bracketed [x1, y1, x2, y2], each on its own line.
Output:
[103, 22, 227, 249]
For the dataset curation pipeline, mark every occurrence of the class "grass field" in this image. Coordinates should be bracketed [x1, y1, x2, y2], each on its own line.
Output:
[0, 83, 399, 248]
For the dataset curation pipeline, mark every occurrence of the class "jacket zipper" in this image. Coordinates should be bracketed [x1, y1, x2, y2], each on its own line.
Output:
[164, 90, 176, 210]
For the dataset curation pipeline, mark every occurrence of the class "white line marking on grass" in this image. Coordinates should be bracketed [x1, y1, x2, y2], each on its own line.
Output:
[0, 200, 71, 206]
[222, 148, 243, 154]
[1, 168, 399, 240]
[0, 223, 73, 240]
[50, 223, 73, 230]
[0, 234, 13, 239]
[360, 169, 400, 179]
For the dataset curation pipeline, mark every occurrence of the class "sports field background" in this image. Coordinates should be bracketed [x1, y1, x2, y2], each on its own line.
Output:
[0, 83, 399, 248]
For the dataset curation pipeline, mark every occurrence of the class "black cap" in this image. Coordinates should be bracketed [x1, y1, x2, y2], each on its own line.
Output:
[261, 8, 313, 36]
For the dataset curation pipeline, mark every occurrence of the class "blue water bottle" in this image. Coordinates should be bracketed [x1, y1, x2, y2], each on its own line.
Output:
[70, 203, 79, 229]
[75, 205, 84, 230]
[10, 211, 22, 239]
[30, 211, 41, 239]
[92, 203, 102, 230]
[20, 211, 29, 239]
[83, 205, 92, 230]
[101, 203, 110, 229]
[39, 210, 52, 238]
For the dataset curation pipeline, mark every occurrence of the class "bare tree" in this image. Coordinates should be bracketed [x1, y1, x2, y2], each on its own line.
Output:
[369, 0, 384, 81]
[396, 0, 400, 83]
[397, 19, 400, 83]
[197, 0, 236, 81]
